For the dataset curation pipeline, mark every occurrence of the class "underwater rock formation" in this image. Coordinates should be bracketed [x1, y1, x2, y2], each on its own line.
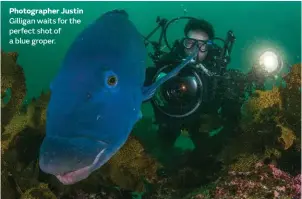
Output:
[184, 162, 300, 199]
[1, 51, 27, 129]
[1, 51, 30, 199]
[21, 183, 56, 199]
[219, 63, 301, 175]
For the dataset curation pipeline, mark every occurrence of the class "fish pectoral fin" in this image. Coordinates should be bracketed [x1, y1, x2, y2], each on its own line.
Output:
[142, 54, 196, 102]
[97, 140, 109, 147]
[138, 110, 143, 120]
[142, 85, 156, 102]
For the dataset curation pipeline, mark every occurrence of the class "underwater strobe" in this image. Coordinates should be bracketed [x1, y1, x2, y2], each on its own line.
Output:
[143, 16, 236, 118]
[253, 49, 283, 77]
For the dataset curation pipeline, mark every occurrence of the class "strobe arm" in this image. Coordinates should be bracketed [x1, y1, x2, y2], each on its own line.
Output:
[143, 17, 168, 65]
[217, 30, 236, 75]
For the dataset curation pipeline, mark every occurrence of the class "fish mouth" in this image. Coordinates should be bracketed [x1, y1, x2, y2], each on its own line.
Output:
[56, 148, 106, 185]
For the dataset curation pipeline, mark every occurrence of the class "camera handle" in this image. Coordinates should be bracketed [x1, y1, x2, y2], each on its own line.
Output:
[143, 17, 168, 65]
[214, 30, 236, 76]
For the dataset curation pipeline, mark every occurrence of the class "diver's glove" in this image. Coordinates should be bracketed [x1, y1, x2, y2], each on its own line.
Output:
[195, 63, 218, 77]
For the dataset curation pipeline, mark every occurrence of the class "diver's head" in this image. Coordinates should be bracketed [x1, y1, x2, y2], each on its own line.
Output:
[183, 18, 215, 63]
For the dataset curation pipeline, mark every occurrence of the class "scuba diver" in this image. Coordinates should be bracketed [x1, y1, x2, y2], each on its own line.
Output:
[143, 17, 247, 169]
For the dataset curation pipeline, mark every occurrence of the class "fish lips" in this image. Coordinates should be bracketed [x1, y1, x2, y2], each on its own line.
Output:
[39, 135, 109, 184]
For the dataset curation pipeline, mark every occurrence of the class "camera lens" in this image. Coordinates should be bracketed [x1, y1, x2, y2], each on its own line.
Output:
[152, 66, 204, 118]
[164, 77, 197, 103]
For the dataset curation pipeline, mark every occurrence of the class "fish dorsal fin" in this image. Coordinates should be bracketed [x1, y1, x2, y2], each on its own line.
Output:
[103, 9, 129, 18]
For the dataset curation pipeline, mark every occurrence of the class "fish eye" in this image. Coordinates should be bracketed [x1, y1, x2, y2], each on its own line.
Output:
[107, 75, 118, 86]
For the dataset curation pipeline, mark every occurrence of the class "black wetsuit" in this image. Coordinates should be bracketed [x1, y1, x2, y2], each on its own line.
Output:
[144, 44, 245, 166]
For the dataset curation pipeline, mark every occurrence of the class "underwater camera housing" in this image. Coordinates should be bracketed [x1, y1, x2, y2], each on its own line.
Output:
[143, 16, 236, 118]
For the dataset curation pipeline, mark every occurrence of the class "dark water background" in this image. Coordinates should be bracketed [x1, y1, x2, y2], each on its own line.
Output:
[1, 1, 301, 100]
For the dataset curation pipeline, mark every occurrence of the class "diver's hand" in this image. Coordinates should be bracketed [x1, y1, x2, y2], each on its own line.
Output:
[195, 63, 216, 76]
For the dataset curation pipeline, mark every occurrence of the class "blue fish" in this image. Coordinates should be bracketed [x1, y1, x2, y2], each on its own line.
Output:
[39, 10, 196, 185]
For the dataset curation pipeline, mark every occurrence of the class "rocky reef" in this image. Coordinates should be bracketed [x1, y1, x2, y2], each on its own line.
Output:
[1, 51, 160, 199]
[222, 64, 301, 173]
[178, 63, 301, 199]
[1, 50, 301, 199]
[184, 163, 300, 199]
[1, 51, 27, 130]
